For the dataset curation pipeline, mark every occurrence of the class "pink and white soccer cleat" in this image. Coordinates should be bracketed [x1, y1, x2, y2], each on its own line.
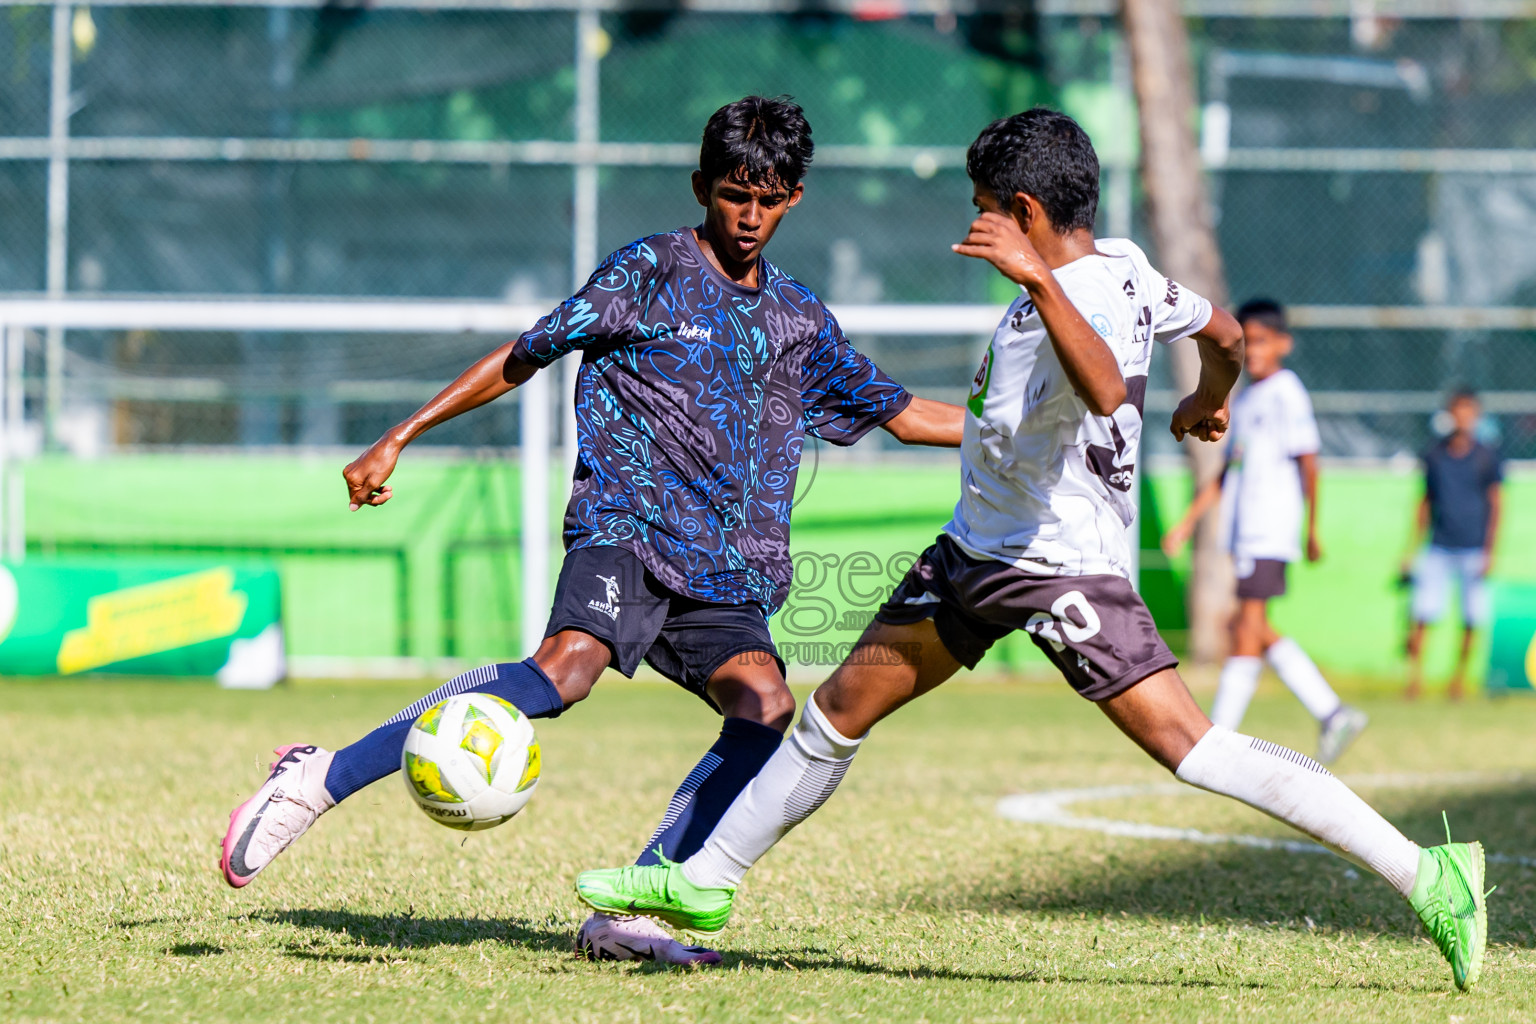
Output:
[220, 744, 336, 889]
[575, 913, 723, 966]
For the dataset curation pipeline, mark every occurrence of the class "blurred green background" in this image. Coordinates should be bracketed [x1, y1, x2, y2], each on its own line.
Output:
[22, 454, 1532, 686]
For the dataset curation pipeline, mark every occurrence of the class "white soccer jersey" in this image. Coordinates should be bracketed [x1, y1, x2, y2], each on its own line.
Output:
[1218, 368, 1320, 564]
[944, 238, 1213, 579]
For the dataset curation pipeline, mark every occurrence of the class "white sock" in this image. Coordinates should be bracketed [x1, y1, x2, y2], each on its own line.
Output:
[683, 696, 863, 890]
[1176, 725, 1420, 896]
[1210, 656, 1262, 729]
[1266, 637, 1343, 722]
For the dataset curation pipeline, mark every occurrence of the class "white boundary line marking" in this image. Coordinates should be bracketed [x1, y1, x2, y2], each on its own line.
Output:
[995, 772, 1536, 868]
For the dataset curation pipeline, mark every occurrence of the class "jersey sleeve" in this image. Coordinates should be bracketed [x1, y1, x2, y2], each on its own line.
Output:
[511, 240, 661, 367]
[1281, 376, 1322, 458]
[1148, 272, 1213, 345]
[799, 305, 913, 446]
[1487, 447, 1506, 487]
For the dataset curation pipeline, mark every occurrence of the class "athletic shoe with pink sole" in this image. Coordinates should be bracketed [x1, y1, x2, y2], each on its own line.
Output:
[221, 744, 336, 888]
[575, 912, 722, 966]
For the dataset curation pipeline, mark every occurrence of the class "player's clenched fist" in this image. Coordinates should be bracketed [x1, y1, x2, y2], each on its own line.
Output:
[343, 441, 400, 510]
[951, 212, 1050, 289]
[1169, 392, 1230, 443]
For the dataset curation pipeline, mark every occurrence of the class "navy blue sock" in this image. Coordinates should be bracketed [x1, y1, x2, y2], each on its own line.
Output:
[323, 659, 565, 803]
[634, 717, 784, 866]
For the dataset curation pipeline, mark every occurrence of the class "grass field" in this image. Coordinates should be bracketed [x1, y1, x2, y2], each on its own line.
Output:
[3, 675, 1535, 1023]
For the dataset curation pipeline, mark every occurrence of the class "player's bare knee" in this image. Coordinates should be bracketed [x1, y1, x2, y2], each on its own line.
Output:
[1151, 718, 1211, 775]
[711, 670, 795, 731]
[540, 659, 598, 706]
[753, 681, 797, 732]
[811, 670, 862, 718]
[532, 630, 609, 705]
[551, 676, 596, 706]
[809, 672, 894, 738]
[1100, 669, 1211, 773]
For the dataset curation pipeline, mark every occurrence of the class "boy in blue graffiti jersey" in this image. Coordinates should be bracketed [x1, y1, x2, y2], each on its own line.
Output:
[219, 96, 963, 963]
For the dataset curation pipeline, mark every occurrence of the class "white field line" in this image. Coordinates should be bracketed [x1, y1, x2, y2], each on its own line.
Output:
[995, 772, 1536, 869]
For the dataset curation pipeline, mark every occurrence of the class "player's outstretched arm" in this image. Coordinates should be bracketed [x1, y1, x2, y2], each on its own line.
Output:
[1484, 481, 1501, 577]
[1298, 452, 1323, 562]
[882, 396, 965, 447]
[1161, 469, 1225, 557]
[1169, 307, 1243, 443]
[343, 343, 538, 509]
[953, 211, 1125, 415]
[1400, 493, 1430, 579]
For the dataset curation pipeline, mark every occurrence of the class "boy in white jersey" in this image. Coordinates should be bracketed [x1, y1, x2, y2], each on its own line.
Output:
[1164, 299, 1367, 763]
[575, 109, 1487, 990]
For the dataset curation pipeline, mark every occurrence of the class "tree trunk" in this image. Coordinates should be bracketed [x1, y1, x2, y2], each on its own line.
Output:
[1122, 0, 1233, 663]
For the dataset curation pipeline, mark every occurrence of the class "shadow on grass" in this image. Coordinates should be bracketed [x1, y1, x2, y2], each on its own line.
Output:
[710, 950, 1262, 988]
[167, 943, 225, 956]
[955, 779, 1536, 947]
[252, 908, 571, 956]
[284, 949, 404, 964]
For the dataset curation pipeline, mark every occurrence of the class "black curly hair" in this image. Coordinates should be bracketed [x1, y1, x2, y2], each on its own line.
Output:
[966, 108, 1100, 232]
[1235, 298, 1288, 334]
[699, 95, 815, 189]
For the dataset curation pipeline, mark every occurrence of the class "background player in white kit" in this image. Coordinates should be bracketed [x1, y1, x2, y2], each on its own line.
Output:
[575, 109, 1488, 991]
[1163, 299, 1368, 763]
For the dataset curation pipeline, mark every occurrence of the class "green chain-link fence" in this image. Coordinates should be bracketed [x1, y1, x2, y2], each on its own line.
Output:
[1, 2, 1534, 458]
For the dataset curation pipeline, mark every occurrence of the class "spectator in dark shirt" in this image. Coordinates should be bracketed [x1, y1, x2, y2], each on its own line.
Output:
[1402, 389, 1504, 700]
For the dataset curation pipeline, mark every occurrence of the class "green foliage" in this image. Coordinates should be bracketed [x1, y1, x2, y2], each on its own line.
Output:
[276, 14, 1050, 149]
[598, 18, 1045, 146]
[6, 5, 48, 88]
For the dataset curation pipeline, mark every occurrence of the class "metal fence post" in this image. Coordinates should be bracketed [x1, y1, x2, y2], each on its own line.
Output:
[565, 0, 602, 489]
[526, 0, 601, 657]
[44, 1, 72, 450]
[8, 325, 24, 562]
[519, 374, 551, 660]
[0, 320, 7, 562]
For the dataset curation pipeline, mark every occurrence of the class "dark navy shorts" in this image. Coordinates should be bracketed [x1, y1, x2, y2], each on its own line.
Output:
[545, 545, 783, 712]
[875, 535, 1178, 702]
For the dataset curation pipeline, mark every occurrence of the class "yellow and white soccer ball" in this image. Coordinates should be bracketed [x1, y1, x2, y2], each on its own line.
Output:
[401, 692, 540, 831]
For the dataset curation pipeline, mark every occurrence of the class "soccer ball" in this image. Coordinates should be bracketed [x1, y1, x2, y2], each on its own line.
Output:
[400, 692, 541, 831]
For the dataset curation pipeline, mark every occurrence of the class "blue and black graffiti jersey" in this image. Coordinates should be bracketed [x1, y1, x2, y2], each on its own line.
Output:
[511, 227, 911, 613]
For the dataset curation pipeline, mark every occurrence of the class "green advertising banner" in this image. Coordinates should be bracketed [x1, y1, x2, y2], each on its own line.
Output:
[0, 558, 285, 687]
[1488, 582, 1536, 693]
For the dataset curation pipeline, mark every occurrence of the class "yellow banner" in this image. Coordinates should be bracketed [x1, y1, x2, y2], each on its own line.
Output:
[57, 568, 248, 675]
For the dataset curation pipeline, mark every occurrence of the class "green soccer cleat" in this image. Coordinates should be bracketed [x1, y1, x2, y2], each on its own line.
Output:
[574, 854, 736, 937]
[1407, 822, 1488, 992]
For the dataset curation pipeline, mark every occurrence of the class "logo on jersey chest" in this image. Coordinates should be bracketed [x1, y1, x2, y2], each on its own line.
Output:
[674, 323, 713, 343]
